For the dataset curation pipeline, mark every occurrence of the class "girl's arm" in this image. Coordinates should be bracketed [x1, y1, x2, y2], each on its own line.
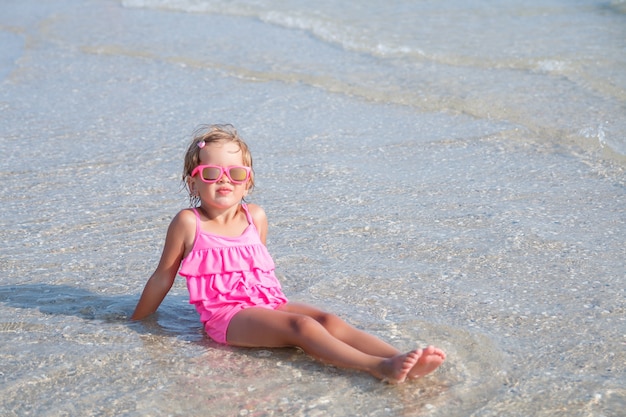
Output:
[130, 210, 195, 320]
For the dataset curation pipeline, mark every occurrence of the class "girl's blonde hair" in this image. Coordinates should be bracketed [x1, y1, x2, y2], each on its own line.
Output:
[183, 124, 254, 206]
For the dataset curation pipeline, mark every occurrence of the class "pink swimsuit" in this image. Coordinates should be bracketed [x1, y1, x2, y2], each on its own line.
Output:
[178, 203, 288, 344]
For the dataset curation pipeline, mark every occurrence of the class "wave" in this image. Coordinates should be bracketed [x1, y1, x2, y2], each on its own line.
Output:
[119, 0, 626, 158]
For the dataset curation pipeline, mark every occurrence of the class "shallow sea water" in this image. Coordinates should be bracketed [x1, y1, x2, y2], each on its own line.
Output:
[1, 0, 625, 416]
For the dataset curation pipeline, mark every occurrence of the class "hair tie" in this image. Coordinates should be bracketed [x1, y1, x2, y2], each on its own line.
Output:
[197, 140, 206, 149]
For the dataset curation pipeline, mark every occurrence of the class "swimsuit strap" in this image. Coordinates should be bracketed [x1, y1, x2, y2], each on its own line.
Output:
[240, 202, 254, 227]
[191, 207, 201, 239]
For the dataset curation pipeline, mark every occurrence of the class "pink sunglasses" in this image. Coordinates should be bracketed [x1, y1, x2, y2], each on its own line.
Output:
[191, 165, 251, 184]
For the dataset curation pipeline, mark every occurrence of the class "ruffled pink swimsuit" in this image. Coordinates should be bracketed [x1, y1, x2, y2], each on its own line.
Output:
[178, 204, 288, 344]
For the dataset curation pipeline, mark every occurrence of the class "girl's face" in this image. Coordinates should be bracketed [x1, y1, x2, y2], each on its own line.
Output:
[190, 140, 250, 210]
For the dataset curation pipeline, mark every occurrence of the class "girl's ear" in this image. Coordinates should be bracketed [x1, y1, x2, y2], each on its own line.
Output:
[243, 179, 252, 197]
[187, 177, 198, 196]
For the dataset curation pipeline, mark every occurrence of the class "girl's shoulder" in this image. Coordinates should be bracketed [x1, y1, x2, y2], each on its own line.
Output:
[244, 203, 267, 222]
[169, 208, 198, 235]
[170, 208, 199, 256]
[174, 207, 198, 222]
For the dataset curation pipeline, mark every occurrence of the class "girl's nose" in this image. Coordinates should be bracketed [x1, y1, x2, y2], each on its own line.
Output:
[217, 171, 231, 183]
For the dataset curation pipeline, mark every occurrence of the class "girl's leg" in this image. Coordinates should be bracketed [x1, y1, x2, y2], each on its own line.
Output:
[278, 303, 446, 379]
[226, 307, 420, 383]
[278, 302, 401, 358]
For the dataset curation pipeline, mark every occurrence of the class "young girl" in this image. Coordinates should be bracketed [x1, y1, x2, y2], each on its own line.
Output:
[131, 124, 445, 383]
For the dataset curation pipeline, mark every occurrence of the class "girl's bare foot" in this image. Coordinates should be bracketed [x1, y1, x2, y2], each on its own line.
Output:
[407, 346, 446, 380]
[375, 350, 421, 384]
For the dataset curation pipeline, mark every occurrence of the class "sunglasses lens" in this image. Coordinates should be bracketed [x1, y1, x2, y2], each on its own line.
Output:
[229, 167, 248, 182]
[202, 167, 222, 181]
